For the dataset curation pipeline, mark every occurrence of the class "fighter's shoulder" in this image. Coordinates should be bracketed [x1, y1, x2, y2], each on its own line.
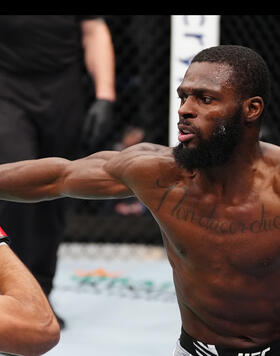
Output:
[123, 142, 170, 154]
[118, 142, 172, 162]
[261, 141, 280, 166]
[106, 142, 174, 178]
[261, 142, 280, 193]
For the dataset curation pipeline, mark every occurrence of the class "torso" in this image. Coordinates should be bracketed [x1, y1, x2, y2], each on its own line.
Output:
[123, 141, 280, 348]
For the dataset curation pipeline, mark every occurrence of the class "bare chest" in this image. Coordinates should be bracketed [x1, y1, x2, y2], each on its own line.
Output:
[148, 183, 280, 277]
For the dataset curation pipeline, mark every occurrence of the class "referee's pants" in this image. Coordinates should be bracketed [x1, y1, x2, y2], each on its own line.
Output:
[0, 64, 86, 295]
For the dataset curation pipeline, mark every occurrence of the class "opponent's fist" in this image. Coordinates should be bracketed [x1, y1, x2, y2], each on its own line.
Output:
[82, 99, 114, 152]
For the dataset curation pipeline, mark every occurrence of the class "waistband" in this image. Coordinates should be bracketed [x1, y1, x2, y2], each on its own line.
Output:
[180, 327, 280, 356]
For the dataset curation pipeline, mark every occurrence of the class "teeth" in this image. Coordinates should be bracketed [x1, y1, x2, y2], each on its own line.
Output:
[182, 130, 191, 134]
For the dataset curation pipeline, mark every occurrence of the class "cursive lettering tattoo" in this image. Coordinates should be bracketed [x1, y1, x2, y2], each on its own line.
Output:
[171, 203, 280, 235]
[156, 181, 280, 235]
[155, 179, 178, 212]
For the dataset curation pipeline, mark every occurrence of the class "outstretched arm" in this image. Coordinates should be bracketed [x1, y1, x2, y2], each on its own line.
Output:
[0, 150, 133, 203]
[0, 243, 60, 355]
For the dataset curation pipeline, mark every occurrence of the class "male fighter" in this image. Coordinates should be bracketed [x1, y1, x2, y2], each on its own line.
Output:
[0, 45, 277, 355]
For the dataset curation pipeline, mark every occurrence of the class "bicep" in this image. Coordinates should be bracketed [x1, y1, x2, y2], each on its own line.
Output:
[62, 151, 134, 200]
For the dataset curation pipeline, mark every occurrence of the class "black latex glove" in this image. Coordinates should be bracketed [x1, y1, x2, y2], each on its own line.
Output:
[82, 99, 114, 152]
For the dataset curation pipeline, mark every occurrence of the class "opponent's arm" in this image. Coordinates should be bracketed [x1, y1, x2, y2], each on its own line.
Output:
[0, 244, 59, 355]
[0, 150, 133, 202]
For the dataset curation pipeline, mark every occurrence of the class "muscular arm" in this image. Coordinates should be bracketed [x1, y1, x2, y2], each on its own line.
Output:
[0, 142, 171, 203]
[0, 150, 134, 202]
[0, 244, 59, 355]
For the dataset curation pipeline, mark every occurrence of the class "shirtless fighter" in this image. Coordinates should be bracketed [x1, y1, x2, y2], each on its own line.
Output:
[0, 45, 278, 355]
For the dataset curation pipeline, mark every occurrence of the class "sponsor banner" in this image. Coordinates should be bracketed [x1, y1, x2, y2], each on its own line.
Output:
[66, 268, 176, 302]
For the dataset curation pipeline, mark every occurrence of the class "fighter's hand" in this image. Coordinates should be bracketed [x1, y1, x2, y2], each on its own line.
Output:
[82, 99, 115, 153]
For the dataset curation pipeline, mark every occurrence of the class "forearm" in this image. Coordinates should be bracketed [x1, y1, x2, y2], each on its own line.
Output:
[0, 157, 68, 202]
[0, 245, 59, 355]
[81, 19, 116, 101]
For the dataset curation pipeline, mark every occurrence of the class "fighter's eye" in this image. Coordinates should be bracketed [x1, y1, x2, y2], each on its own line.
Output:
[178, 95, 187, 105]
[201, 96, 213, 104]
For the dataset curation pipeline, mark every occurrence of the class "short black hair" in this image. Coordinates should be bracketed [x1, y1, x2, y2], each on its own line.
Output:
[191, 45, 271, 119]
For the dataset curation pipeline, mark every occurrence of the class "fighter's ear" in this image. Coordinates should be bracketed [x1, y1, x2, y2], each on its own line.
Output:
[243, 96, 264, 123]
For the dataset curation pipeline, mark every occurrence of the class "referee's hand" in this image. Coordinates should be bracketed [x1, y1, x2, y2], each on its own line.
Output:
[82, 99, 115, 153]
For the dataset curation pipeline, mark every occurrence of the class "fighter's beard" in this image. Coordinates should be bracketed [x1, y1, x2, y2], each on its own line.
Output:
[172, 110, 243, 172]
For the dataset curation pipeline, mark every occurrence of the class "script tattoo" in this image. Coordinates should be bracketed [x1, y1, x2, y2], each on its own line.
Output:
[155, 179, 178, 212]
[155, 180, 280, 235]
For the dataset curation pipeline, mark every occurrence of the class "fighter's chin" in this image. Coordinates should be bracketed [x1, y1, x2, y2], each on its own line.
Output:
[181, 140, 197, 149]
[177, 140, 198, 152]
[172, 143, 194, 171]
